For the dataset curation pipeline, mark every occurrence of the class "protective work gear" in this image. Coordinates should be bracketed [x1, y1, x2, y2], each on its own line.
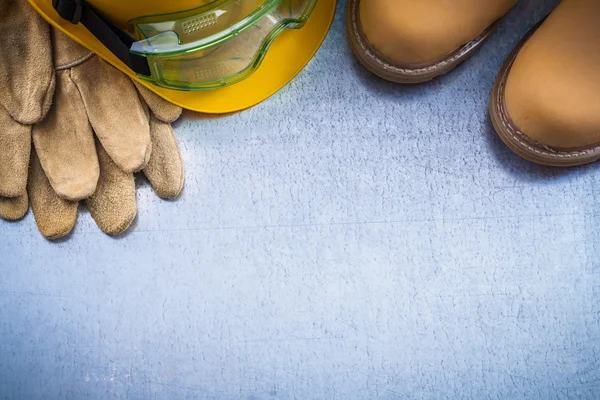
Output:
[490, 0, 600, 167]
[0, 0, 184, 240]
[0, 0, 54, 220]
[346, 0, 517, 83]
[28, 0, 337, 113]
[27, 29, 184, 239]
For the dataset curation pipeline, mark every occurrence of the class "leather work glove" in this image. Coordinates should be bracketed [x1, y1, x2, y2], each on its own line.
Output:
[0, 0, 55, 220]
[28, 29, 184, 239]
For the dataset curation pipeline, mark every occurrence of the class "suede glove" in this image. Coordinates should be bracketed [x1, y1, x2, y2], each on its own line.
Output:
[0, 0, 55, 220]
[28, 29, 184, 239]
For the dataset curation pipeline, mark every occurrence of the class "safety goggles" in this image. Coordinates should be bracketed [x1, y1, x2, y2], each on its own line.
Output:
[52, 0, 318, 90]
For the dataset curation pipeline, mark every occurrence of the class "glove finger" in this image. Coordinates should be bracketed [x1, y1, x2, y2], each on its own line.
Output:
[87, 140, 136, 236]
[0, 0, 55, 124]
[71, 56, 151, 173]
[0, 195, 28, 221]
[143, 116, 184, 199]
[0, 106, 31, 197]
[28, 148, 78, 240]
[51, 26, 93, 70]
[33, 69, 99, 201]
[133, 81, 183, 124]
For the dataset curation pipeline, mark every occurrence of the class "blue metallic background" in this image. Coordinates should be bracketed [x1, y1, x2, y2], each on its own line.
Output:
[2, 0, 599, 398]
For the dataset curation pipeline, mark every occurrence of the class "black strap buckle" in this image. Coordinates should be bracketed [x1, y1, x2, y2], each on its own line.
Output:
[51, 0, 152, 76]
[52, 0, 84, 24]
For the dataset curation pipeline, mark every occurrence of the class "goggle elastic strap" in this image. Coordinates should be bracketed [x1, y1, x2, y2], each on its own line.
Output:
[52, 0, 151, 76]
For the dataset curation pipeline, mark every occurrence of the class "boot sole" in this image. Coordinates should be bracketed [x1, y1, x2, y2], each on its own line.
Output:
[346, 0, 506, 84]
[490, 19, 600, 167]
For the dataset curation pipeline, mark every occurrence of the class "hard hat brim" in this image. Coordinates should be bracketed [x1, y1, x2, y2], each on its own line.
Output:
[28, 0, 336, 114]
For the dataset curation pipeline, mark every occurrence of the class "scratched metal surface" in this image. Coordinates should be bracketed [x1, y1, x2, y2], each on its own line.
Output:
[2, 1, 599, 399]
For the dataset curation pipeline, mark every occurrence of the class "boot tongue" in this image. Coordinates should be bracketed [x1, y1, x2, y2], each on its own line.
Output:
[0, 0, 55, 125]
[52, 27, 94, 69]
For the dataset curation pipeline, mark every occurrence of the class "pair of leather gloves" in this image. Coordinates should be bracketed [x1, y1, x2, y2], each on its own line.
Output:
[0, 0, 184, 239]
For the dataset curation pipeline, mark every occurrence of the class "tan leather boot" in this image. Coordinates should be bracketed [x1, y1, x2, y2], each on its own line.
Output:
[346, 0, 517, 83]
[490, 0, 600, 167]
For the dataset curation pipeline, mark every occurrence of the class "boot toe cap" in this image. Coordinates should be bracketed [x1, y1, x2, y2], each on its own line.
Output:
[505, 48, 600, 150]
[358, 0, 516, 65]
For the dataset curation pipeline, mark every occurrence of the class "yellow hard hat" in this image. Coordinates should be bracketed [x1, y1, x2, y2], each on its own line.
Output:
[28, 0, 336, 113]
